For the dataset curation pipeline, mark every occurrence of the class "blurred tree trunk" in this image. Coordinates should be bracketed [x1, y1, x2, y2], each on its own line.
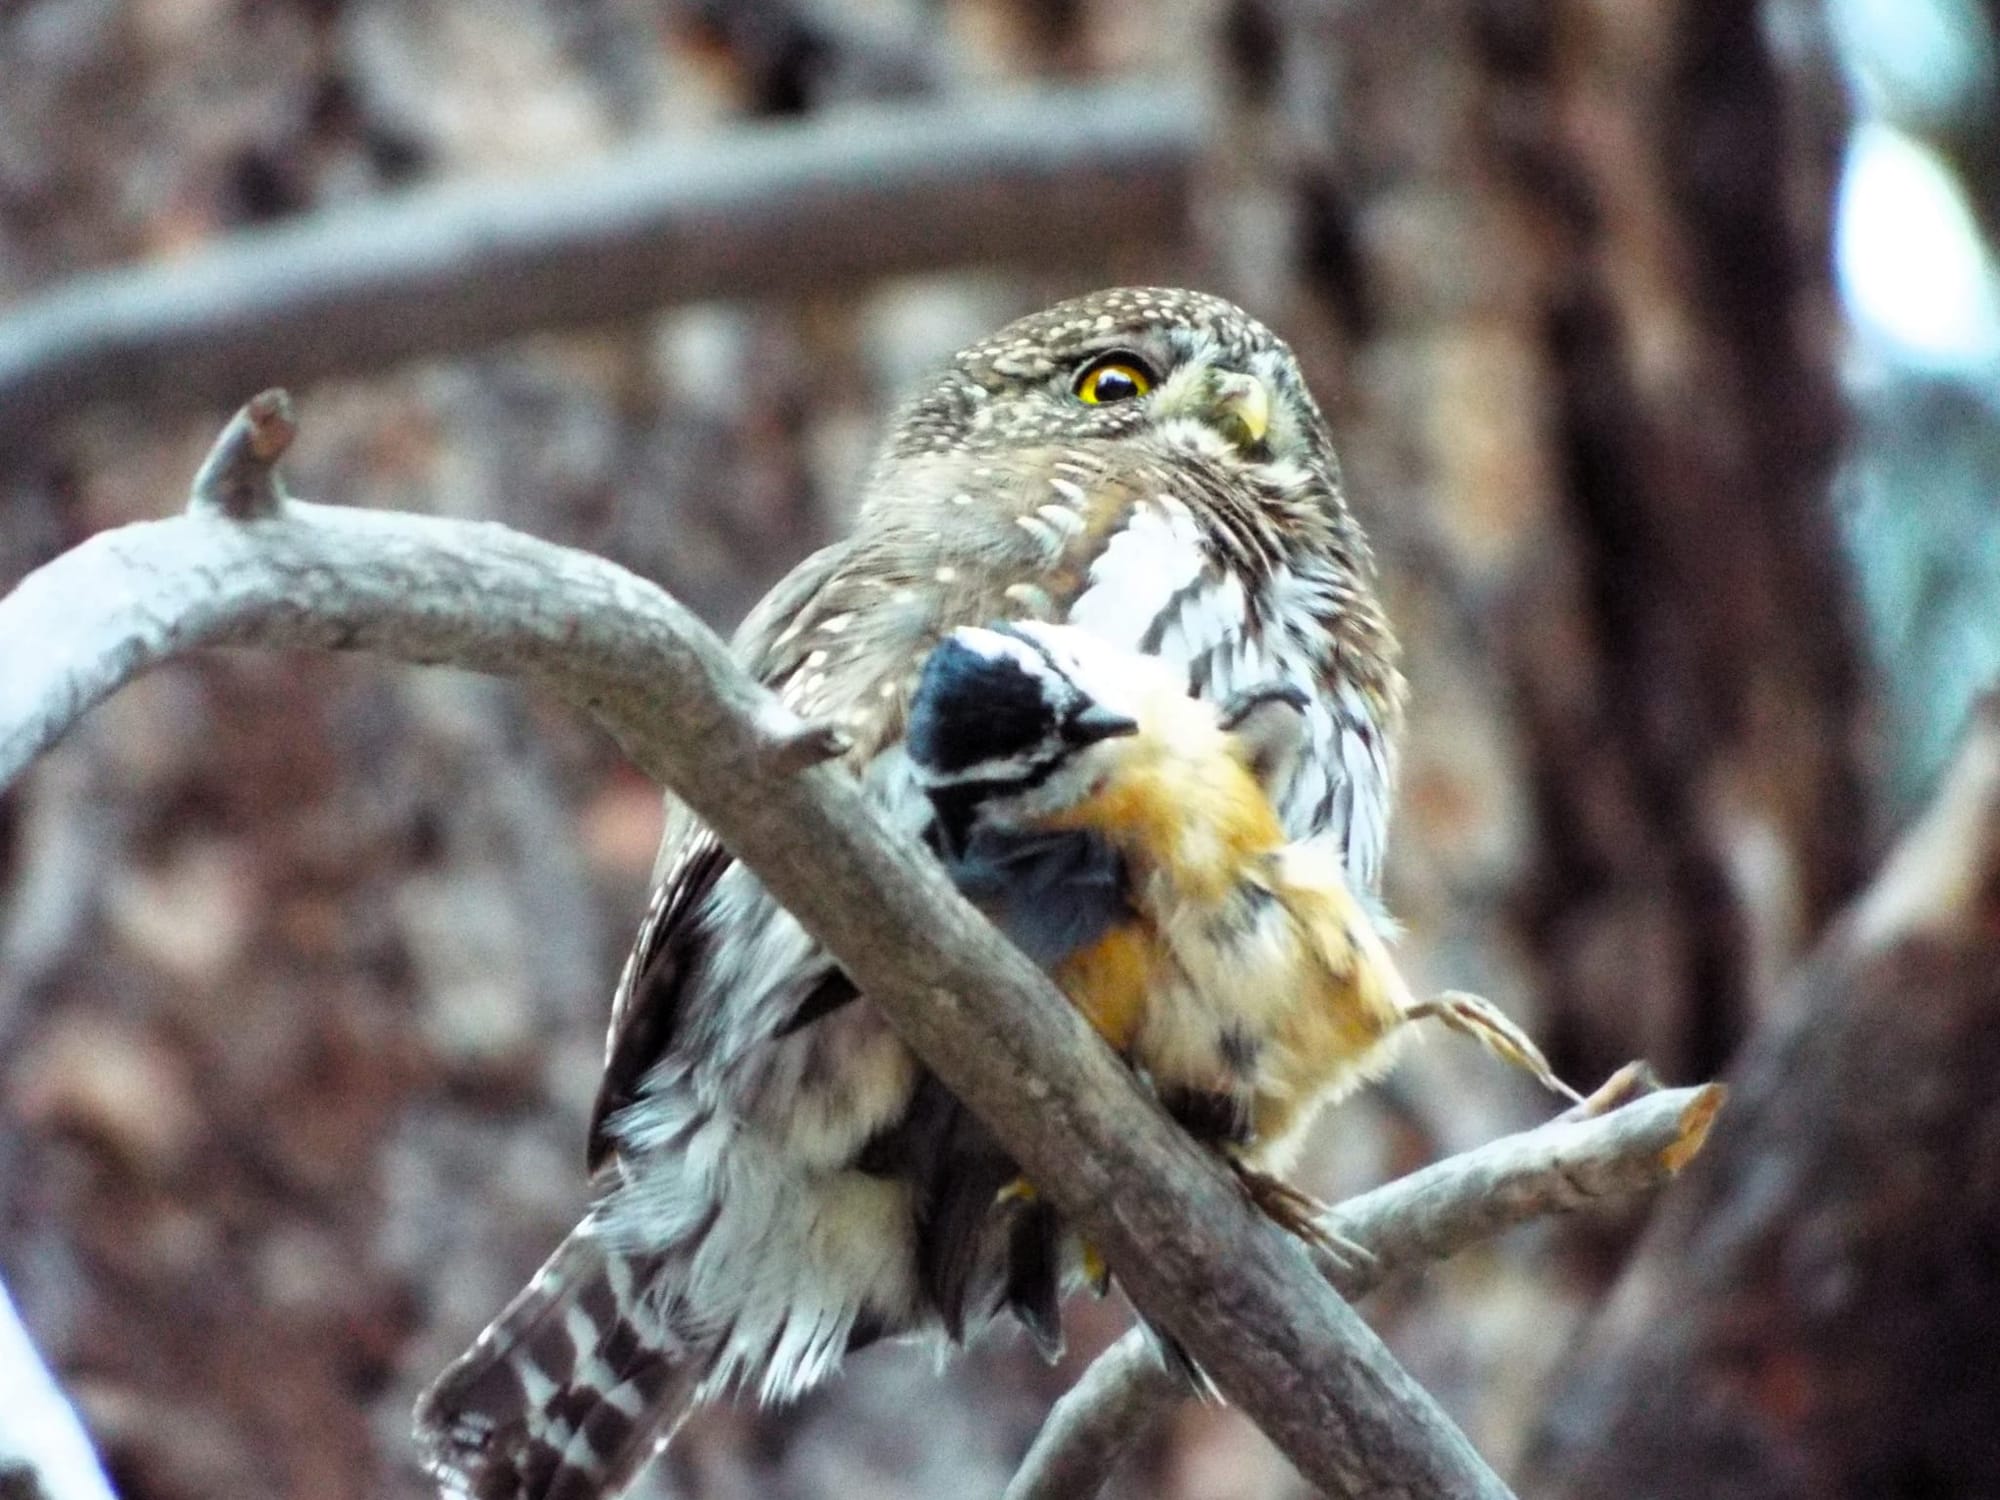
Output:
[1520, 699, 2000, 1499]
[1278, 0, 1873, 1087]
[1252, 2, 2000, 1494]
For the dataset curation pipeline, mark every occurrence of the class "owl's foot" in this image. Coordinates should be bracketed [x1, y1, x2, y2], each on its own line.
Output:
[1406, 991, 1585, 1105]
[1229, 1161, 1374, 1273]
[1558, 1059, 1665, 1121]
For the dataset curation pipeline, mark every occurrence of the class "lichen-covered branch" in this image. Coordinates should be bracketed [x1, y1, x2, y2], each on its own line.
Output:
[0, 397, 1513, 1499]
[0, 85, 1197, 448]
[1005, 1079, 1724, 1500]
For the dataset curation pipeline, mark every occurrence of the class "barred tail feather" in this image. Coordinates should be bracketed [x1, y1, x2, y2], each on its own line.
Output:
[415, 1229, 698, 1500]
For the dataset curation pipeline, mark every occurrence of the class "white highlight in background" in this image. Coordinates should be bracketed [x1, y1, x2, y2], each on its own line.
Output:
[1836, 121, 2000, 366]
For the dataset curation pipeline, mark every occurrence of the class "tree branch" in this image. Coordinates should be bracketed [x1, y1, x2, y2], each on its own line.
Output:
[0, 85, 1198, 449]
[0, 1278, 118, 1500]
[0, 396, 1675, 1498]
[1005, 1079, 1725, 1500]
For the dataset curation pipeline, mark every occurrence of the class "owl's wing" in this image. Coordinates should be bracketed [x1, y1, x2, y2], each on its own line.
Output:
[588, 538, 856, 1167]
[590, 834, 731, 1168]
[586, 475, 1107, 1163]
[731, 535, 861, 669]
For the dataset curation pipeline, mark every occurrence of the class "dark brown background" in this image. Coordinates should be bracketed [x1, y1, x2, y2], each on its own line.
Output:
[4, 1, 1999, 1496]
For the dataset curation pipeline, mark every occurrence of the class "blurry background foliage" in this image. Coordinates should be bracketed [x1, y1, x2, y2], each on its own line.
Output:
[0, 1, 1997, 1498]
[1832, 0, 2000, 801]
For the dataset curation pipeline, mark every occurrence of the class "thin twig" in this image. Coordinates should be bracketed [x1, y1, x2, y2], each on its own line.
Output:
[187, 388, 294, 518]
[0, 399, 1515, 1498]
[0, 86, 1198, 448]
[1005, 1082, 1725, 1500]
[754, 719, 855, 776]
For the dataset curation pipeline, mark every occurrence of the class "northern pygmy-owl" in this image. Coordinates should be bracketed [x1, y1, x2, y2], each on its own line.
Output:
[417, 287, 1404, 1499]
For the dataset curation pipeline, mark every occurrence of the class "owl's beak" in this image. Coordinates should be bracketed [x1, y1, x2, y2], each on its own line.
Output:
[1211, 372, 1271, 452]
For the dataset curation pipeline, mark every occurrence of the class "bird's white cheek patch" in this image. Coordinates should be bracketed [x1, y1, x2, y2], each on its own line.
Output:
[1066, 498, 1208, 651]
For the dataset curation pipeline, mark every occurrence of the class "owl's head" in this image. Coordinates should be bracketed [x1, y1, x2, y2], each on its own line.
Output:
[887, 287, 1340, 493]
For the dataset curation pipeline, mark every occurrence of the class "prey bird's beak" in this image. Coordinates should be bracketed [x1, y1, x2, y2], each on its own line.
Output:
[1212, 372, 1272, 452]
[1068, 704, 1141, 745]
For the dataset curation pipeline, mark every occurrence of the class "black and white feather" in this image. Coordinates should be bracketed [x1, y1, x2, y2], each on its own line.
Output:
[416, 287, 1404, 1500]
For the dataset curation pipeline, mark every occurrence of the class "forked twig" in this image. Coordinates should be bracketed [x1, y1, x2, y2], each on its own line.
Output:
[1005, 1079, 1725, 1500]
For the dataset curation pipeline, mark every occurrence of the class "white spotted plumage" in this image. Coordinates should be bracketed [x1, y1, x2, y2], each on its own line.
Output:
[416, 288, 1404, 1500]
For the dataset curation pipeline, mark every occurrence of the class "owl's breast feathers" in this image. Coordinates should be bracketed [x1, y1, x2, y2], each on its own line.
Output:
[751, 440, 1392, 756]
[596, 435, 1396, 1193]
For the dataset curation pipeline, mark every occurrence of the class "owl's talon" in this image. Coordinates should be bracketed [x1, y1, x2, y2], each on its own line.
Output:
[1230, 1162, 1373, 1271]
[1406, 990, 1585, 1105]
[1558, 1059, 1664, 1121]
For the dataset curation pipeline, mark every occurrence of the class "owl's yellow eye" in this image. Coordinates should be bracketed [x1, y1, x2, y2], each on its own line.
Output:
[1073, 355, 1155, 405]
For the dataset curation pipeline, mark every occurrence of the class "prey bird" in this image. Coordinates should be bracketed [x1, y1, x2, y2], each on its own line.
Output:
[905, 621, 1578, 1323]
